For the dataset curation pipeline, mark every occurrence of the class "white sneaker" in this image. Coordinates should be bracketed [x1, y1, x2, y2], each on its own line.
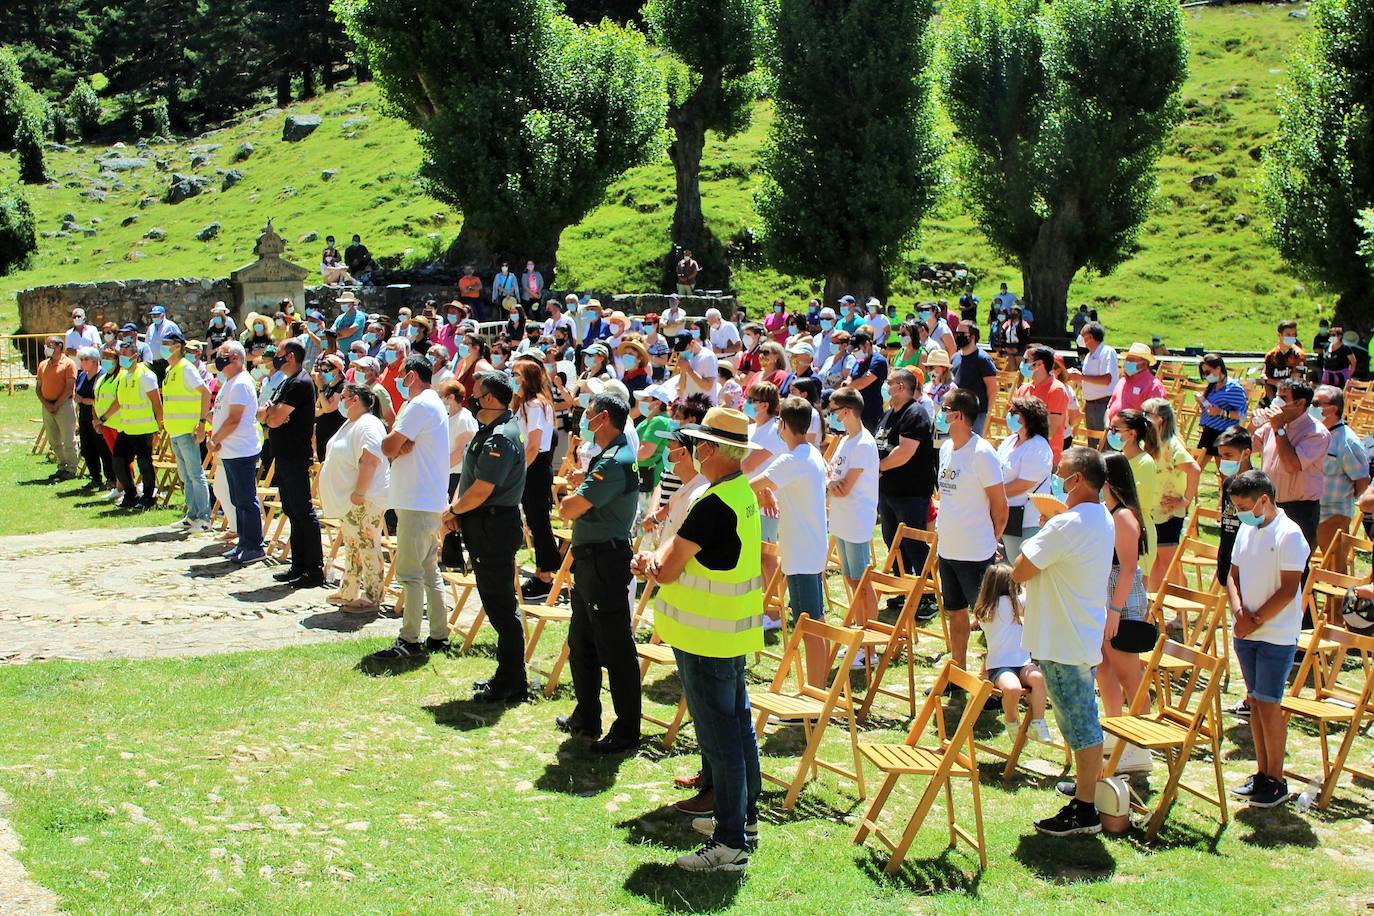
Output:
[1028, 719, 1054, 745]
[761, 615, 783, 632]
[1115, 742, 1153, 774]
[187, 519, 211, 533]
[849, 648, 874, 669]
[104, 488, 121, 502]
[674, 840, 749, 872]
[174, 516, 193, 528]
[691, 816, 759, 842]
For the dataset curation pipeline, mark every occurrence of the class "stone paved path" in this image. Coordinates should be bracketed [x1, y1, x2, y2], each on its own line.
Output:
[0, 789, 59, 916]
[0, 525, 459, 664]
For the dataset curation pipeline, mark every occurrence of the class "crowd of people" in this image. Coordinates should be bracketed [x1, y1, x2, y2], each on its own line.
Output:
[32, 286, 1374, 873]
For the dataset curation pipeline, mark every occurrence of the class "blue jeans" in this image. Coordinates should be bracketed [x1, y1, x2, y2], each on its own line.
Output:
[170, 433, 211, 522]
[221, 454, 263, 556]
[673, 650, 760, 849]
[877, 492, 930, 575]
[786, 573, 825, 622]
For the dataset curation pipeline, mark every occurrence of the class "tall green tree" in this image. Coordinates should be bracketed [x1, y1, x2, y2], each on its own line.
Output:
[644, 0, 760, 288]
[93, 0, 199, 125]
[0, 0, 98, 97]
[1260, 0, 1374, 326]
[755, 0, 942, 303]
[939, 0, 1187, 335]
[336, 0, 667, 282]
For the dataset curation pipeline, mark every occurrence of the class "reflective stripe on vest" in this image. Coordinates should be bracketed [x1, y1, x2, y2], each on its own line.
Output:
[95, 375, 120, 431]
[161, 361, 202, 436]
[115, 364, 158, 434]
[654, 473, 763, 658]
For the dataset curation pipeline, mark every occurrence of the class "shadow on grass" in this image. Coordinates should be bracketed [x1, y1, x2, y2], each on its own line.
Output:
[423, 695, 526, 732]
[228, 584, 295, 603]
[622, 862, 744, 913]
[185, 559, 254, 579]
[536, 736, 633, 795]
[617, 802, 705, 852]
[855, 846, 983, 897]
[1234, 805, 1319, 848]
[354, 654, 428, 678]
[301, 609, 377, 633]
[1012, 832, 1117, 883]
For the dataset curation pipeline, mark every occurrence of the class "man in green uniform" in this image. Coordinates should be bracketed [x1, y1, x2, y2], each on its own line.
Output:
[442, 371, 530, 702]
[557, 392, 642, 753]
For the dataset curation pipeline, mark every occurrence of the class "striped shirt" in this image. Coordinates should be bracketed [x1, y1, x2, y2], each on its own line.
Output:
[1200, 379, 1248, 432]
[1321, 423, 1369, 520]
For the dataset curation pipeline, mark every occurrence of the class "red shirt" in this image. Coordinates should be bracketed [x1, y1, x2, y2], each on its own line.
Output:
[1016, 375, 1071, 461]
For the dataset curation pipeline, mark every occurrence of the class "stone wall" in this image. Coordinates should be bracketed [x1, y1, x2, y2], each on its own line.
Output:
[17, 278, 235, 337]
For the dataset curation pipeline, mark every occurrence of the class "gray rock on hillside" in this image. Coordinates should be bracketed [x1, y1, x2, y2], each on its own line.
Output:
[102, 157, 148, 172]
[145, 227, 167, 240]
[196, 222, 221, 241]
[233, 142, 254, 162]
[222, 169, 244, 191]
[165, 173, 210, 204]
[283, 114, 322, 142]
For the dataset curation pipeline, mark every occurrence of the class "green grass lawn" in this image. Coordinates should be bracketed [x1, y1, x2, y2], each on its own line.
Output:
[1, 636, 1372, 913]
[0, 4, 1332, 349]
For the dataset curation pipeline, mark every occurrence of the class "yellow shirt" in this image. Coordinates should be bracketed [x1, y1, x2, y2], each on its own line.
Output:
[1153, 435, 1196, 522]
[1128, 450, 1159, 574]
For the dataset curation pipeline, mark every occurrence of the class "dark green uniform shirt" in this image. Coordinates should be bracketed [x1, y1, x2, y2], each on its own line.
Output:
[572, 431, 638, 545]
[458, 410, 526, 507]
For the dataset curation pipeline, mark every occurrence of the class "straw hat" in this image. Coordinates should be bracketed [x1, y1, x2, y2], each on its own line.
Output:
[617, 338, 649, 364]
[679, 407, 761, 450]
[336, 291, 360, 305]
[1123, 342, 1159, 365]
[923, 348, 951, 369]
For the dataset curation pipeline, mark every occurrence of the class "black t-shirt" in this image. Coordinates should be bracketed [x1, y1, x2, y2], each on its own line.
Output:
[953, 348, 998, 415]
[676, 492, 742, 571]
[267, 371, 317, 459]
[1326, 344, 1354, 374]
[853, 352, 889, 430]
[875, 400, 936, 498]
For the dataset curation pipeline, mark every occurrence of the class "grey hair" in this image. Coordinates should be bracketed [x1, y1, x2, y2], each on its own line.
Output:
[388, 337, 411, 356]
[76, 345, 100, 361]
[1141, 397, 1179, 443]
[354, 356, 381, 377]
[713, 442, 749, 463]
[219, 341, 246, 363]
[1316, 384, 1345, 415]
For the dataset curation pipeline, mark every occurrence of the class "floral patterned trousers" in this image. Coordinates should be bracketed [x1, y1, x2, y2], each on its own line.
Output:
[337, 499, 386, 604]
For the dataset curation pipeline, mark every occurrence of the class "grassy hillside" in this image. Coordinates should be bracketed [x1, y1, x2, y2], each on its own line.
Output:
[0, 4, 1324, 349]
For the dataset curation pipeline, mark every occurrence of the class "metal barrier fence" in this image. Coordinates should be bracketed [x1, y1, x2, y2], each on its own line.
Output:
[1, 333, 65, 395]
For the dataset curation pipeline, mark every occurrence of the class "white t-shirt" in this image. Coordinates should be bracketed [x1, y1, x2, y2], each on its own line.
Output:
[518, 399, 555, 452]
[1231, 510, 1310, 646]
[996, 434, 1054, 528]
[212, 371, 262, 459]
[750, 416, 786, 461]
[710, 320, 741, 354]
[981, 594, 1031, 669]
[447, 407, 479, 473]
[661, 306, 687, 336]
[662, 473, 710, 541]
[935, 436, 1004, 560]
[763, 441, 829, 575]
[320, 414, 391, 517]
[1080, 343, 1119, 401]
[65, 325, 100, 352]
[868, 313, 891, 343]
[1020, 501, 1115, 666]
[389, 388, 450, 512]
[828, 429, 879, 544]
[682, 347, 719, 401]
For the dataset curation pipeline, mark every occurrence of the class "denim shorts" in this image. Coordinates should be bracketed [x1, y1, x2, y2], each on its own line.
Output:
[761, 515, 780, 545]
[836, 538, 870, 580]
[1234, 637, 1297, 704]
[938, 555, 995, 612]
[1036, 658, 1102, 751]
[786, 573, 825, 623]
[987, 665, 1027, 684]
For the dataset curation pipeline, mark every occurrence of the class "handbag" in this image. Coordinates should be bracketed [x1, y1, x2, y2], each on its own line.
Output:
[1005, 473, 1051, 538]
[1110, 618, 1159, 654]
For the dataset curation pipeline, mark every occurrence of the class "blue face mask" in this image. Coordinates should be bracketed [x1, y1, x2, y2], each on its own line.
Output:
[1019, 362, 1033, 379]
[666, 419, 680, 432]
[828, 411, 845, 433]
[881, 382, 891, 403]
[160, 345, 174, 361]
[773, 304, 783, 314]
[1218, 458, 1242, 476]
[934, 410, 950, 434]
[688, 329, 700, 340]
[742, 401, 757, 420]
[100, 358, 115, 373]
[820, 320, 834, 332]
[337, 399, 349, 417]
[1006, 412, 1022, 434]
[579, 414, 593, 439]
[1307, 405, 1325, 422]
[427, 354, 440, 367]
[119, 355, 133, 368]
[620, 354, 636, 370]
[322, 371, 336, 386]
[445, 313, 459, 326]
[840, 307, 851, 317]
[211, 317, 224, 327]
[1050, 473, 1074, 501]
[578, 393, 592, 409]
[1206, 372, 1220, 384]
[1106, 430, 1125, 451]
[492, 354, 505, 368]
[1237, 507, 1266, 527]
[1282, 336, 1298, 348]
[383, 350, 399, 365]
[1123, 361, 1141, 377]
[363, 333, 377, 346]
[396, 377, 411, 400]
[918, 311, 932, 323]
[406, 327, 419, 341]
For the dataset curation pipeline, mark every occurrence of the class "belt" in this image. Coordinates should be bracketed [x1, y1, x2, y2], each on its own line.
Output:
[1085, 396, 1110, 404]
[573, 538, 630, 552]
[463, 504, 521, 517]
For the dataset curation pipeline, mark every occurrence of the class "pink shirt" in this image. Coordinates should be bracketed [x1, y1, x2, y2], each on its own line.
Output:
[1254, 413, 1329, 503]
[433, 323, 462, 358]
[764, 311, 789, 343]
[1105, 370, 1166, 422]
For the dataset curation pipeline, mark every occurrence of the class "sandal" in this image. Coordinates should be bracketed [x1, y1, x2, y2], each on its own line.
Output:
[341, 599, 379, 614]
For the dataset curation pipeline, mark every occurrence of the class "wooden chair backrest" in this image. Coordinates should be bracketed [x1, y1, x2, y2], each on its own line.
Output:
[880, 523, 938, 580]
[901, 660, 994, 769]
[1289, 624, 1374, 712]
[1302, 567, 1365, 626]
[1130, 638, 1224, 732]
[844, 568, 918, 635]
[768, 616, 863, 703]
[1149, 582, 1224, 652]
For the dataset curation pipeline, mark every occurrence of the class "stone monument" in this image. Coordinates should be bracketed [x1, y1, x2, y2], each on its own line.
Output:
[230, 221, 310, 321]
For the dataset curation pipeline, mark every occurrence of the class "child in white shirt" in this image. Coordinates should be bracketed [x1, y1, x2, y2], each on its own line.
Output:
[972, 564, 1053, 744]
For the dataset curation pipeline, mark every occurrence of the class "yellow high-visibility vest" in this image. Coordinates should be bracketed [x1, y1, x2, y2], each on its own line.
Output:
[114, 363, 158, 434]
[94, 372, 121, 432]
[161, 360, 205, 436]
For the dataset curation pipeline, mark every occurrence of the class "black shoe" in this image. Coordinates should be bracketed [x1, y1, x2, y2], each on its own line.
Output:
[1248, 776, 1291, 808]
[521, 577, 553, 602]
[884, 595, 905, 612]
[118, 498, 139, 510]
[1034, 799, 1102, 837]
[592, 733, 641, 754]
[135, 495, 157, 509]
[366, 639, 426, 661]
[1230, 772, 1261, 799]
[555, 715, 600, 740]
[423, 636, 451, 654]
[914, 603, 940, 624]
[273, 568, 304, 582]
[289, 572, 328, 589]
[923, 683, 966, 699]
[473, 683, 530, 704]
[1228, 699, 1250, 720]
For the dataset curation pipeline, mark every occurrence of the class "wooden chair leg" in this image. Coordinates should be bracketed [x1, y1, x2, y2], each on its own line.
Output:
[885, 776, 945, 875]
[853, 772, 900, 844]
[543, 641, 570, 698]
[662, 696, 690, 748]
[1002, 713, 1033, 781]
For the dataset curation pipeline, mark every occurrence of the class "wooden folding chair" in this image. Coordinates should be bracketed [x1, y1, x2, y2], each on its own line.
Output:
[633, 578, 693, 747]
[1102, 639, 1228, 841]
[755, 541, 791, 667]
[853, 661, 994, 873]
[1151, 582, 1228, 691]
[1296, 568, 1365, 658]
[751, 617, 867, 810]
[1282, 625, 1374, 810]
[842, 568, 922, 722]
[878, 524, 947, 654]
[1169, 534, 1221, 597]
[516, 548, 576, 696]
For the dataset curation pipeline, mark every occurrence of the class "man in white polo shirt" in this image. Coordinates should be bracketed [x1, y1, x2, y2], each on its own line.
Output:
[1068, 321, 1118, 431]
[706, 307, 742, 361]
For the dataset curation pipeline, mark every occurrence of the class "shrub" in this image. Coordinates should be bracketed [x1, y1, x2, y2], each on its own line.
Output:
[13, 94, 48, 183]
[0, 188, 37, 276]
[149, 98, 171, 139]
[0, 47, 23, 143]
[66, 79, 102, 139]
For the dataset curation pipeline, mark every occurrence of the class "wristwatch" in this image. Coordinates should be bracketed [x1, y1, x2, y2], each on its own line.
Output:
[1276, 428, 1287, 438]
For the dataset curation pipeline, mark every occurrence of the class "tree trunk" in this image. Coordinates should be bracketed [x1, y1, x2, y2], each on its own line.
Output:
[276, 71, 292, 108]
[663, 72, 730, 292]
[446, 221, 561, 294]
[1020, 215, 1077, 344]
[300, 64, 316, 101]
[823, 252, 885, 308]
[322, 56, 336, 92]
